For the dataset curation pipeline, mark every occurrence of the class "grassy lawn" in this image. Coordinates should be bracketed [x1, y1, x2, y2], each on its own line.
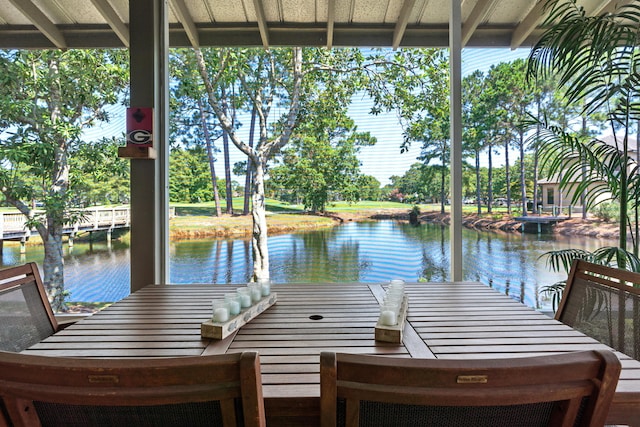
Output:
[170, 209, 335, 238]
[171, 199, 448, 214]
[169, 200, 419, 237]
[171, 198, 306, 216]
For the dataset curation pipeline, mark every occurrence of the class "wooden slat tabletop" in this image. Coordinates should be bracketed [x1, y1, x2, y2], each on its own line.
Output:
[23, 281, 640, 426]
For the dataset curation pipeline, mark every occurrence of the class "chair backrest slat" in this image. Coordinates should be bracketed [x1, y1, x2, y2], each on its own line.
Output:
[556, 259, 640, 359]
[0, 263, 58, 352]
[0, 350, 266, 427]
[320, 350, 621, 427]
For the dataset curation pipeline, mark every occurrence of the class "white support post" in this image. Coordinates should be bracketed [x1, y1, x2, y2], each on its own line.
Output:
[129, 0, 170, 292]
[449, 0, 463, 282]
[158, 1, 170, 285]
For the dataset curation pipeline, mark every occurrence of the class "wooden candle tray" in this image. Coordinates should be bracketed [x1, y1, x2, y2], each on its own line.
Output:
[201, 293, 277, 340]
[374, 295, 408, 343]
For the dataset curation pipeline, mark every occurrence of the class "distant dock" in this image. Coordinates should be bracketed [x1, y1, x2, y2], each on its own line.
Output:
[514, 215, 569, 233]
[0, 207, 130, 253]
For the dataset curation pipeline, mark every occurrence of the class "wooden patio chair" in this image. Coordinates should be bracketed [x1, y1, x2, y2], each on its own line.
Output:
[0, 350, 265, 427]
[0, 263, 60, 352]
[556, 259, 640, 360]
[0, 400, 8, 427]
[320, 350, 621, 427]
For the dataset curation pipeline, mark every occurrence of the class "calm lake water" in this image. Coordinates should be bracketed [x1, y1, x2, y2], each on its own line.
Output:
[1, 220, 617, 310]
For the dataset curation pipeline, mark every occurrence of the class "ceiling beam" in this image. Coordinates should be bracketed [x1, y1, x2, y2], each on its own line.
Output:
[509, 0, 631, 49]
[8, 0, 66, 48]
[392, 0, 416, 50]
[90, 0, 129, 47]
[170, 0, 199, 47]
[327, 0, 335, 48]
[252, 0, 270, 48]
[593, 0, 616, 14]
[510, 0, 545, 49]
[462, 0, 499, 47]
[598, 0, 634, 14]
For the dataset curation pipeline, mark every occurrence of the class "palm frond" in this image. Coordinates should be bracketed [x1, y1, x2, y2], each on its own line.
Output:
[539, 249, 594, 273]
[592, 246, 640, 271]
[540, 280, 567, 312]
[528, 0, 640, 116]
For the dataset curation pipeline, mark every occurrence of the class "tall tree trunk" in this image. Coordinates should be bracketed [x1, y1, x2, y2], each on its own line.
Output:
[618, 127, 629, 259]
[533, 99, 540, 215]
[198, 98, 221, 216]
[440, 148, 446, 214]
[43, 56, 68, 311]
[519, 129, 527, 217]
[244, 106, 257, 215]
[505, 138, 511, 215]
[42, 228, 65, 310]
[475, 148, 482, 214]
[222, 128, 234, 214]
[251, 160, 269, 280]
[580, 115, 588, 219]
[533, 149, 539, 214]
[487, 144, 493, 214]
[636, 119, 640, 256]
[440, 167, 446, 214]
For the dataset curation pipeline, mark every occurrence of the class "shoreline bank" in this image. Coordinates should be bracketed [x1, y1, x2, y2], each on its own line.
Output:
[169, 209, 620, 240]
[12, 208, 619, 247]
[330, 209, 620, 239]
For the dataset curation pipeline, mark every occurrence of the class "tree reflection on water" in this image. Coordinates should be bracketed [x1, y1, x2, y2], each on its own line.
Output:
[1, 220, 617, 310]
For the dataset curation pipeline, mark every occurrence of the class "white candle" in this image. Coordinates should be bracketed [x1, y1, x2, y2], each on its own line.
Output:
[380, 310, 397, 326]
[237, 289, 252, 308]
[388, 279, 404, 291]
[259, 280, 271, 296]
[213, 307, 229, 322]
[212, 300, 229, 323]
[227, 299, 240, 315]
[384, 291, 403, 309]
[249, 284, 262, 303]
[224, 293, 241, 315]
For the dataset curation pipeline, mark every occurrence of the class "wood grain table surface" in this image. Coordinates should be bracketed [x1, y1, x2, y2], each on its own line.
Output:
[24, 282, 640, 426]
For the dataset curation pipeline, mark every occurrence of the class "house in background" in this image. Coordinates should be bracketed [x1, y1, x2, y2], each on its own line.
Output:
[538, 134, 639, 216]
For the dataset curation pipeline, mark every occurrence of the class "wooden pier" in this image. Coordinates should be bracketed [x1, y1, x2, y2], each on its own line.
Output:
[514, 215, 569, 233]
[0, 207, 130, 253]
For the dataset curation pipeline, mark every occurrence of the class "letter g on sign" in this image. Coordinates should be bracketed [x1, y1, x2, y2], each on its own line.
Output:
[128, 129, 152, 145]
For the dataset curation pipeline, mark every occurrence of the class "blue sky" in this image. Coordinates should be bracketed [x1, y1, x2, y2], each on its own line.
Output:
[85, 47, 532, 186]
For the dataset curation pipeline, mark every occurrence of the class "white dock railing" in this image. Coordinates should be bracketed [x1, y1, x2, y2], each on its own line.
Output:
[0, 207, 131, 240]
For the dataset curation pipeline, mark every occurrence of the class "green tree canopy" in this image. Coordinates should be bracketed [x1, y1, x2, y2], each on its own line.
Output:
[71, 136, 130, 206]
[170, 146, 216, 203]
[269, 70, 376, 212]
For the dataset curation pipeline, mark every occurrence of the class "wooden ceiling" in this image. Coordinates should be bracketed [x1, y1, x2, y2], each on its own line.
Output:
[0, 0, 625, 49]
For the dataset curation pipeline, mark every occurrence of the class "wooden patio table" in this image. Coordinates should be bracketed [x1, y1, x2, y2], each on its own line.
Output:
[23, 282, 640, 426]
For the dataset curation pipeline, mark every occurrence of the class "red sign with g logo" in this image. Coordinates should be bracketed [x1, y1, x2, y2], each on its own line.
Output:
[126, 107, 153, 147]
